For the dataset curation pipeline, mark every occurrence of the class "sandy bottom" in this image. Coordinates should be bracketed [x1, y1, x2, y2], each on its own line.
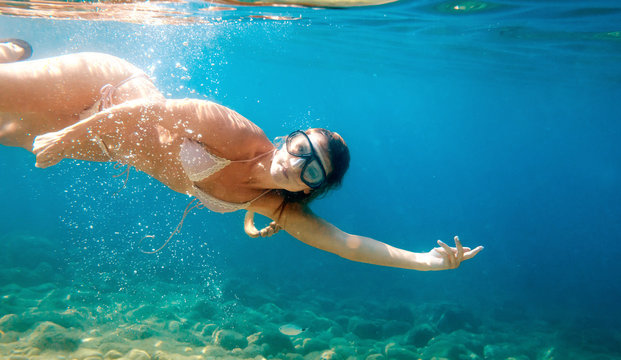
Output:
[1, 234, 619, 360]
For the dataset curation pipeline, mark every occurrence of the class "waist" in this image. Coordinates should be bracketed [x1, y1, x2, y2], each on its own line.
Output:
[79, 73, 159, 120]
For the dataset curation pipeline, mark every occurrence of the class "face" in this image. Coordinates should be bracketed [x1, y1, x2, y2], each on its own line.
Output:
[270, 130, 333, 193]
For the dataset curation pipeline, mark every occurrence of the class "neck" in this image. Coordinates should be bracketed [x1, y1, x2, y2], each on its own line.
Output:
[243, 149, 279, 190]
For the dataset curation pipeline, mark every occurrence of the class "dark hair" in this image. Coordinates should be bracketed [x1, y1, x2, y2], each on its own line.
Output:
[275, 128, 350, 218]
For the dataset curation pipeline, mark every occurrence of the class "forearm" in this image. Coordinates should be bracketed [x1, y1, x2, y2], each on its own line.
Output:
[276, 205, 440, 271]
[339, 233, 437, 271]
[55, 100, 157, 162]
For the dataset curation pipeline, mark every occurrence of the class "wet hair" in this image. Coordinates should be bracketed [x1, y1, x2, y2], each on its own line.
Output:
[275, 128, 350, 219]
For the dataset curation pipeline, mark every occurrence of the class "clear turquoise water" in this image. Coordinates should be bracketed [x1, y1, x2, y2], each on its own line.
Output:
[1, 1, 621, 359]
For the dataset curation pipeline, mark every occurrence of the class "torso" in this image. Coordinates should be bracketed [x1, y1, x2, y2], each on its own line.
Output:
[1, 52, 284, 216]
[102, 98, 281, 211]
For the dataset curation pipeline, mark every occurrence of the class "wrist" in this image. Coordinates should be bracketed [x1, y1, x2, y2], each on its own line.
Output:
[411, 251, 441, 271]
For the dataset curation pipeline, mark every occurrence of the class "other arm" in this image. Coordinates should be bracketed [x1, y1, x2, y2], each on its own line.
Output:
[32, 99, 165, 167]
[32, 98, 270, 170]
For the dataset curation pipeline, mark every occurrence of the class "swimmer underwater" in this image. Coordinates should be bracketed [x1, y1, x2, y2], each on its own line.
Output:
[0, 40, 483, 271]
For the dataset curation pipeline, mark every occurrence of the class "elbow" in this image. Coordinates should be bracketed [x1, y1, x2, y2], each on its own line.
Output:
[335, 235, 363, 261]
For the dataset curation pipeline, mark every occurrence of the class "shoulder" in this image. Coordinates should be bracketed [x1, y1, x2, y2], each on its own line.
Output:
[164, 99, 261, 135]
[166, 99, 273, 159]
[165, 99, 256, 130]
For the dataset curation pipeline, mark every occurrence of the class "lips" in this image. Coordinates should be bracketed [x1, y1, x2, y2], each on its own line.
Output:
[282, 165, 288, 180]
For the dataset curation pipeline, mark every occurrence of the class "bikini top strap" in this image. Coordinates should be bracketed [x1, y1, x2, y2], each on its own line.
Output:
[97, 72, 151, 111]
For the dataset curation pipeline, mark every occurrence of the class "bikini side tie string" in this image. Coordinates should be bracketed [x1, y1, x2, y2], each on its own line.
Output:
[138, 198, 204, 254]
[111, 162, 131, 196]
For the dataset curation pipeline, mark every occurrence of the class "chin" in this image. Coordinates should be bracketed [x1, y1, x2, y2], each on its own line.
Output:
[270, 173, 288, 190]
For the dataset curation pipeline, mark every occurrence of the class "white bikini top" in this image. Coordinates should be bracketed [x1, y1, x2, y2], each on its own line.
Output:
[178, 138, 270, 213]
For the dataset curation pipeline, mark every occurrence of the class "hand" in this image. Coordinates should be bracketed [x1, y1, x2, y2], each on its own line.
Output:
[426, 236, 483, 270]
[244, 211, 281, 238]
[32, 127, 75, 168]
[256, 221, 281, 238]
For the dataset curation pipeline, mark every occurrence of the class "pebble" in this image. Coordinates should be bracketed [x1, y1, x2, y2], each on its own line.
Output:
[301, 338, 329, 354]
[8, 355, 28, 360]
[27, 321, 79, 352]
[405, 323, 437, 347]
[104, 350, 123, 359]
[247, 329, 294, 356]
[125, 349, 151, 360]
[384, 343, 417, 360]
[213, 329, 248, 350]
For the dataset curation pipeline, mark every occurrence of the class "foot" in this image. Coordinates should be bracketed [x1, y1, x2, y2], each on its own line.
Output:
[0, 39, 33, 63]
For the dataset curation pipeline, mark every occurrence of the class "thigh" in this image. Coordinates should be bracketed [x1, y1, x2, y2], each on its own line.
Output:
[0, 111, 74, 150]
[0, 52, 143, 116]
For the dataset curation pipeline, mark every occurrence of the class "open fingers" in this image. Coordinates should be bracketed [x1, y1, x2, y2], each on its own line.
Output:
[437, 240, 455, 268]
[437, 240, 455, 255]
[463, 245, 484, 260]
[454, 236, 464, 262]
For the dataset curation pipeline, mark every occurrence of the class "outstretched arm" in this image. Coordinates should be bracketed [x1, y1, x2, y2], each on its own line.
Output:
[258, 202, 483, 271]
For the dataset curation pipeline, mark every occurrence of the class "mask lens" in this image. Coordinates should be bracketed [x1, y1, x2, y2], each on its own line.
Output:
[302, 159, 325, 187]
[287, 132, 312, 156]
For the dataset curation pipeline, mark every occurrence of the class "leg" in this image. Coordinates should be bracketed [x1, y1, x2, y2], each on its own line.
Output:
[0, 52, 145, 115]
[0, 52, 162, 150]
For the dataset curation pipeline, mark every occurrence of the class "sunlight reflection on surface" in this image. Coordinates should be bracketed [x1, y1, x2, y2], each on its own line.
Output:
[0, 0, 202, 24]
[0, 0, 396, 22]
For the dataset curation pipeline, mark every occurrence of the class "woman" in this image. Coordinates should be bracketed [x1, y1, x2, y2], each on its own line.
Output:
[0, 39, 483, 271]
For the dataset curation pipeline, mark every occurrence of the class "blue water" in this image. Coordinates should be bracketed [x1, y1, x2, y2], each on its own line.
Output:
[1, 0, 621, 358]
